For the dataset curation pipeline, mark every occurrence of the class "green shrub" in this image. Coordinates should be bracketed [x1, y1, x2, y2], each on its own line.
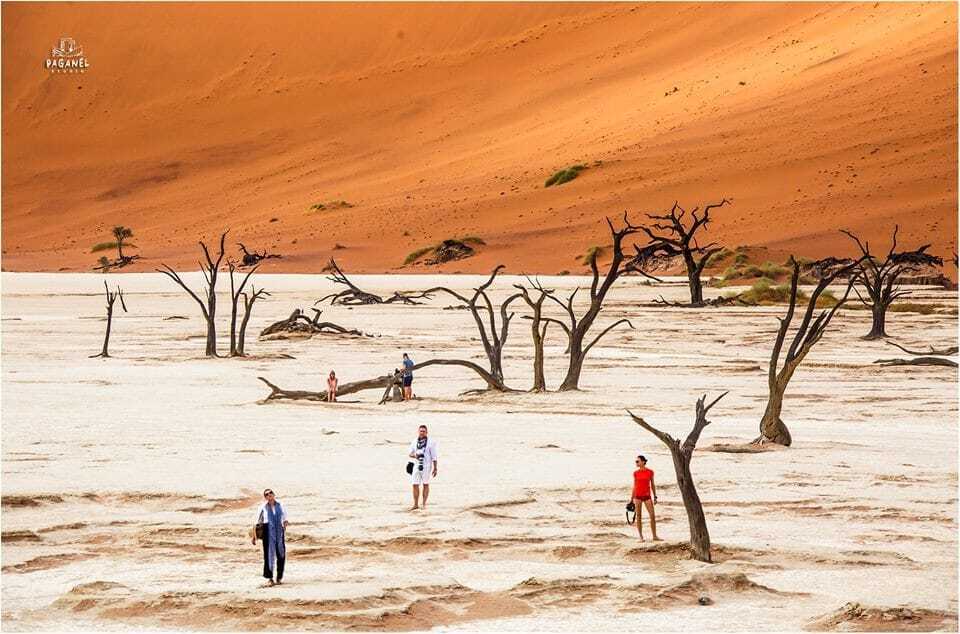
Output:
[545, 164, 586, 187]
[310, 200, 354, 212]
[403, 246, 434, 265]
[459, 236, 486, 246]
[91, 242, 117, 253]
[582, 245, 603, 265]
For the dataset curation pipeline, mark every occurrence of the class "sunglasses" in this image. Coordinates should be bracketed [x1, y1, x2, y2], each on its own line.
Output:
[263, 491, 274, 497]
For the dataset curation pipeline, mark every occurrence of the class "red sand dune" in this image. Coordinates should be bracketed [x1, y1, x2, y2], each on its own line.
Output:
[2, 2, 957, 274]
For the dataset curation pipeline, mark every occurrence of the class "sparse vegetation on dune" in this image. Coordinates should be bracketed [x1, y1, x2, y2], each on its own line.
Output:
[309, 200, 354, 212]
[544, 164, 586, 187]
[404, 236, 485, 266]
[581, 245, 603, 266]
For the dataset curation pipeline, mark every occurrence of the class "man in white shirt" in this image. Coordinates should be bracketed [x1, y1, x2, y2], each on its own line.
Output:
[408, 424, 438, 510]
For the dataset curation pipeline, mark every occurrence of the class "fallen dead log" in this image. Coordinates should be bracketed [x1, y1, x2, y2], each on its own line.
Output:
[887, 341, 959, 357]
[259, 308, 377, 340]
[258, 358, 513, 403]
[874, 357, 957, 368]
[652, 293, 754, 308]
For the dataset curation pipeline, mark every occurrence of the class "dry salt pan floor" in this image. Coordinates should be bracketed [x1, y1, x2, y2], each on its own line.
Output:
[1, 273, 957, 631]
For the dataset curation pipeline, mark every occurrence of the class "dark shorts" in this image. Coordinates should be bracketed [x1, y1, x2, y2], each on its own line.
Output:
[634, 495, 651, 502]
[403, 375, 413, 387]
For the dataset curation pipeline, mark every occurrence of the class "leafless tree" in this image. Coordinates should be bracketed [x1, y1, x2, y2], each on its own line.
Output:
[422, 266, 522, 392]
[515, 276, 554, 392]
[637, 199, 731, 306]
[541, 216, 642, 391]
[841, 226, 943, 339]
[90, 281, 128, 358]
[237, 286, 269, 356]
[628, 392, 728, 563]
[756, 256, 861, 446]
[228, 261, 259, 356]
[157, 231, 228, 357]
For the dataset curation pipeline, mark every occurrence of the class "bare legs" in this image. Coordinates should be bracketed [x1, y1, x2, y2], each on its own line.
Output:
[411, 483, 430, 510]
[634, 498, 661, 541]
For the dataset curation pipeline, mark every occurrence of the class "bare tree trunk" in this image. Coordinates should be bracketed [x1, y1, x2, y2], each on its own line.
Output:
[752, 256, 861, 447]
[865, 303, 887, 340]
[90, 281, 127, 359]
[531, 320, 547, 392]
[158, 231, 228, 358]
[421, 266, 520, 390]
[237, 287, 268, 356]
[686, 253, 705, 307]
[630, 392, 728, 563]
[228, 262, 259, 356]
[842, 227, 943, 340]
[758, 388, 792, 446]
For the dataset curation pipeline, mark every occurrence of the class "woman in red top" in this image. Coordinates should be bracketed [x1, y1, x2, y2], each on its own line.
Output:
[631, 455, 660, 541]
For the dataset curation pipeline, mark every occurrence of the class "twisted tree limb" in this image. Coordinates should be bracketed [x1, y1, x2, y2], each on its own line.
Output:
[317, 259, 432, 305]
[628, 392, 728, 563]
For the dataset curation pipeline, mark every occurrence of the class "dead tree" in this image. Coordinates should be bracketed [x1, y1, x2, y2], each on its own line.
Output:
[541, 216, 641, 391]
[515, 276, 554, 392]
[628, 392, 728, 563]
[422, 266, 522, 392]
[259, 358, 508, 402]
[89, 281, 128, 358]
[228, 261, 259, 356]
[756, 256, 861, 446]
[259, 308, 375, 339]
[841, 227, 943, 339]
[637, 199, 731, 306]
[157, 231, 228, 357]
[237, 286, 269, 356]
[317, 259, 432, 305]
[237, 242, 280, 267]
[874, 341, 958, 368]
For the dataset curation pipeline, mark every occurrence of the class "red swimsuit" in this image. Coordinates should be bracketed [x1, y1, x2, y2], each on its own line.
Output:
[633, 468, 653, 500]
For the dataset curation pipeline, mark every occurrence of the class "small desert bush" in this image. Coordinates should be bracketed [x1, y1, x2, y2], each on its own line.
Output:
[403, 236, 485, 265]
[722, 259, 789, 282]
[545, 164, 586, 187]
[404, 246, 434, 265]
[310, 200, 354, 212]
[888, 302, 938, 315]
[91, 242, 117, 253]
[582, 245, 603, 265]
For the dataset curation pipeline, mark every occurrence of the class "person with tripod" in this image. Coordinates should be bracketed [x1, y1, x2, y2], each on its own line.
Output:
[407, 424, 438, 510]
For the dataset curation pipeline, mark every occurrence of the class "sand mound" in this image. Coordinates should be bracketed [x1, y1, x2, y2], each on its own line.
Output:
[806, 602, 958, 632]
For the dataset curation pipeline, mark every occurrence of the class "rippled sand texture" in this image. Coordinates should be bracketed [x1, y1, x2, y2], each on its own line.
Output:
[2, 273, 957, 631]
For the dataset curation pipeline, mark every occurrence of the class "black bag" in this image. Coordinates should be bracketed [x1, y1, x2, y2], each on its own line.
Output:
[255, 522, 265, 540]
[406, 461, 414, 475]
[625, 502, 636, 525]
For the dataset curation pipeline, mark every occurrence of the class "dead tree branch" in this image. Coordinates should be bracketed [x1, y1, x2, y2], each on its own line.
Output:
[237, 242, 280, 267]
[633, 199, 731, 306]
[841, 226, 944, 339]
[259, 308, 376, 340]
[157, 231, 228, 357]
[89, 280, 128, 358]
[755, 256, 862, 446]
[317, 259, 432, 305]
[628, 392, 728, 563]
[420, 266, 521, 391]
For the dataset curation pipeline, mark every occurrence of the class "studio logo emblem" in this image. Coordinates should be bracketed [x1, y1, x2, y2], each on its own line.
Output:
[45, 37, 90, 73]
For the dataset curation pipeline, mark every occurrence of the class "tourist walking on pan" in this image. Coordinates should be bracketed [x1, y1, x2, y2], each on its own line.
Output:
[327, 370, 338, 402]
[401, 353, 415, 400]
[407, 424, 438, 510]
[251, 488, 288, 585]
[630, 455, 660, 541]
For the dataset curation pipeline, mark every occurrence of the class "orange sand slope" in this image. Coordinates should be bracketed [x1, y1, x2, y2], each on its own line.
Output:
[2, 2, 957, 274]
